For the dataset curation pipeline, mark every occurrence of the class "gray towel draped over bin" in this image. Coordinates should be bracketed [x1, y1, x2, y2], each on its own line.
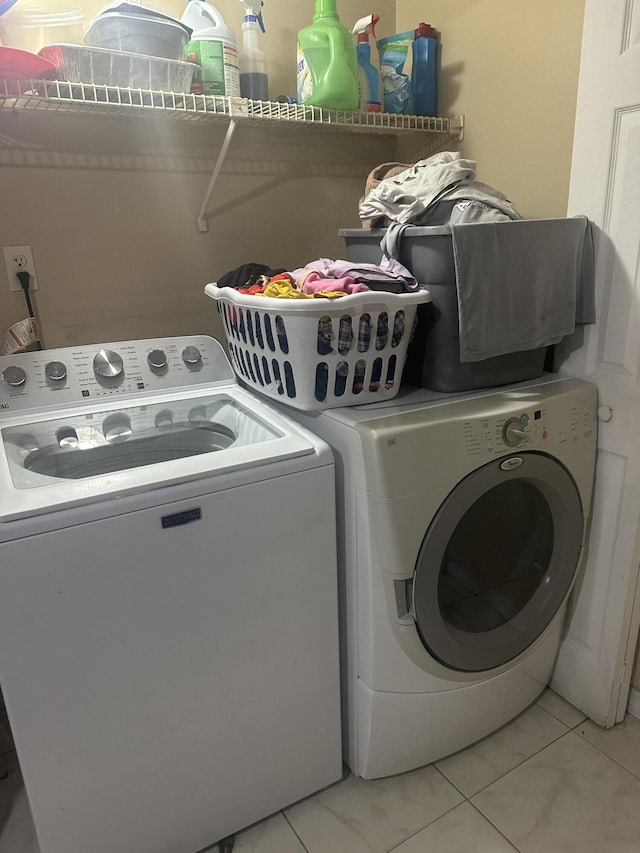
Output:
[450, 216, 595, 362]
[359, 152, 596, 367]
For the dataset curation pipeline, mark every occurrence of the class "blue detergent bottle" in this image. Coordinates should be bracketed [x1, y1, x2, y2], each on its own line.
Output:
[351, 13, 381, 112]
[411, 22, 438, 116]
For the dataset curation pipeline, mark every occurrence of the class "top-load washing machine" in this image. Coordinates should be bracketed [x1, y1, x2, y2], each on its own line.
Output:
[0, 336, 342, 853]
[285, 375, 597, 780]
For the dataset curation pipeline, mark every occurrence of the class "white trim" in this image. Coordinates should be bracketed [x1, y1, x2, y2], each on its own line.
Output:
[628, 687, 640, 720]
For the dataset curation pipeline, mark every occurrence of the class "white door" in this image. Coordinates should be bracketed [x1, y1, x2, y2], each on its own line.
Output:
[551, 0, 640, 725]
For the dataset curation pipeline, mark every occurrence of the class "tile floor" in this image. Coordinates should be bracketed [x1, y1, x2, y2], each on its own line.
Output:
[2, 690, 640, 853]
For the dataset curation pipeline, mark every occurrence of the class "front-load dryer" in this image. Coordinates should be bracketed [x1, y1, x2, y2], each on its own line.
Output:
[284, 375, 597, 779]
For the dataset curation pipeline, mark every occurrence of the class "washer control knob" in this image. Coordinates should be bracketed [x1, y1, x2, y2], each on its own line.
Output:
[182, 345, 202, 366]
[503, 417, 528, 447]
[2, 365, 27, 387]
[45, 360, 67, 382]
[155, 410, 174, 431]
[103, 414, 132, 443]
[148, 349, 168, 371]
[93, 349, 124, 380]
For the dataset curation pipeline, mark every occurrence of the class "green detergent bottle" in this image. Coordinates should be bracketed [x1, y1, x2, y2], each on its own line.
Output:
[297, 0, 359, 110]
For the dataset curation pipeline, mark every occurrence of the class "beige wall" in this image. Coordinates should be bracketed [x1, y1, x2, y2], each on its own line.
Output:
[0, 0, 397, 347]
[1, 0, 586, 348]
[397, 0, 586, 219]
[0, 111, 396, 347]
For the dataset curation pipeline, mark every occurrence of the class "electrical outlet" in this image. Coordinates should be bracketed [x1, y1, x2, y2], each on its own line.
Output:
[3, 245, 39, 292]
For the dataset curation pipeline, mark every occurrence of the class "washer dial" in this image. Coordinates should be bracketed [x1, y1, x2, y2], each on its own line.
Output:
[2, 365, 27, 387]
[93, 349, 124, 380]
[148, 349, 168, 372]
[45, 361, 67, 382]
[182, 346, 202, 366]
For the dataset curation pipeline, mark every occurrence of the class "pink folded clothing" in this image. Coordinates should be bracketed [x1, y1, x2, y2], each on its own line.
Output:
[300, 271, 369, 295]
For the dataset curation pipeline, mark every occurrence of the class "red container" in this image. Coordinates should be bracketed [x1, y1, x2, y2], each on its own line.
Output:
[0, 46, 56, 94]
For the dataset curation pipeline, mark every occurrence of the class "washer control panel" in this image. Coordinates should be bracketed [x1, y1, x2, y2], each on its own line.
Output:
[0, 336, 234, 414]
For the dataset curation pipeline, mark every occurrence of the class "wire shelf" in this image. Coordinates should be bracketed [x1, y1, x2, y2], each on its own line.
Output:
[0, 78, 463, 138]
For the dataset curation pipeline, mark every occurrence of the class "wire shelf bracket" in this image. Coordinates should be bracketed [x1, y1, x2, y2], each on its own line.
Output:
[0, 79, 465, 233]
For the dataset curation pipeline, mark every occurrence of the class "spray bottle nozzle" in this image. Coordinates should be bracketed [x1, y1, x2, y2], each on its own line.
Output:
[240, 0, 265, 32]
[351, 13, 380, 42]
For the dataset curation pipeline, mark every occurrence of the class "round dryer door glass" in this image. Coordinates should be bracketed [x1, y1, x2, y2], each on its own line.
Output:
[412, 452, 583, 672]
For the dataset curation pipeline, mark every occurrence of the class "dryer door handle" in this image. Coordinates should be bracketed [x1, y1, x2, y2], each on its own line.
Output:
[394, 578, 416, 625]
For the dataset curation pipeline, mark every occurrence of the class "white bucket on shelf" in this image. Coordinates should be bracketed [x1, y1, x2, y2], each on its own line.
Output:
[0, 2, 85, 54]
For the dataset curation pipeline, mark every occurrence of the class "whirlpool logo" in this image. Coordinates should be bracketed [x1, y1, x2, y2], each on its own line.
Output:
[161, 508, 202, 529]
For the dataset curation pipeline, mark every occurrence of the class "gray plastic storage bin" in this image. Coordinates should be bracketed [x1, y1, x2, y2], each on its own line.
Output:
[338, 226, 547, 393]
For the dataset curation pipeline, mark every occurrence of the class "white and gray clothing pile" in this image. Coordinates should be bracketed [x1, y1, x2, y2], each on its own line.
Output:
[358, 151, 595, 363]
[359, 151, 521, 228]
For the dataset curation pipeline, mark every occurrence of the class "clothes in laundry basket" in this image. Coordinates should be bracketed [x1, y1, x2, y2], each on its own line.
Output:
[217, 262, 287, 288]
[298, 272, 368, 295]
[217, 257, 418, 296]
[292, 257, 418, 293]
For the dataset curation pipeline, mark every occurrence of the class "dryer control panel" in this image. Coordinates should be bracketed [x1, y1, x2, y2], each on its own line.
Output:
[0, 336, 234, 415]
[462, 395, 595, 460]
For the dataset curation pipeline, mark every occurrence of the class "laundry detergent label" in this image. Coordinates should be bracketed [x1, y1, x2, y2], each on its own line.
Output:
[296, 45, 313, 103]
[186, 40, 239, 97]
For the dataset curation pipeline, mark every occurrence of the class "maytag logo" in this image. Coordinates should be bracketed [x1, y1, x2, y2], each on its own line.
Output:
[161, 507, 202, 529]
[0, 403, 9, 410]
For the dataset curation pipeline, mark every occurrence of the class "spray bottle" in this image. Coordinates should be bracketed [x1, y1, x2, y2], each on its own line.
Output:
[181, 1, 240, 97]
[297, 0, 359, 111]
[239, 0, 268, 101]
[351, 14, 381, 112]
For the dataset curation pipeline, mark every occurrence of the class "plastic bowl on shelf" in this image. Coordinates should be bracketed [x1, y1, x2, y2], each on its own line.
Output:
[0, 46, 56, 94]
[83, 10, 189, 61]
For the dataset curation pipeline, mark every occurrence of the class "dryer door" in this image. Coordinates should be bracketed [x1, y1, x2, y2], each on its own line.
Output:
[412, 452, 583, 673]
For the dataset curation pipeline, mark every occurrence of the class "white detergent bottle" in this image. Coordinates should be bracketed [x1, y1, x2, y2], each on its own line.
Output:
[181, 0, 240, 97]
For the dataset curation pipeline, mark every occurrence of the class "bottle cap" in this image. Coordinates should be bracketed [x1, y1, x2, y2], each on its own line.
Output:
[414, 22, 437, 39]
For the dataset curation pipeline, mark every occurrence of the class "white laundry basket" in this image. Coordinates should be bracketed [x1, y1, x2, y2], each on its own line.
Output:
[205, 284, 431, 411]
